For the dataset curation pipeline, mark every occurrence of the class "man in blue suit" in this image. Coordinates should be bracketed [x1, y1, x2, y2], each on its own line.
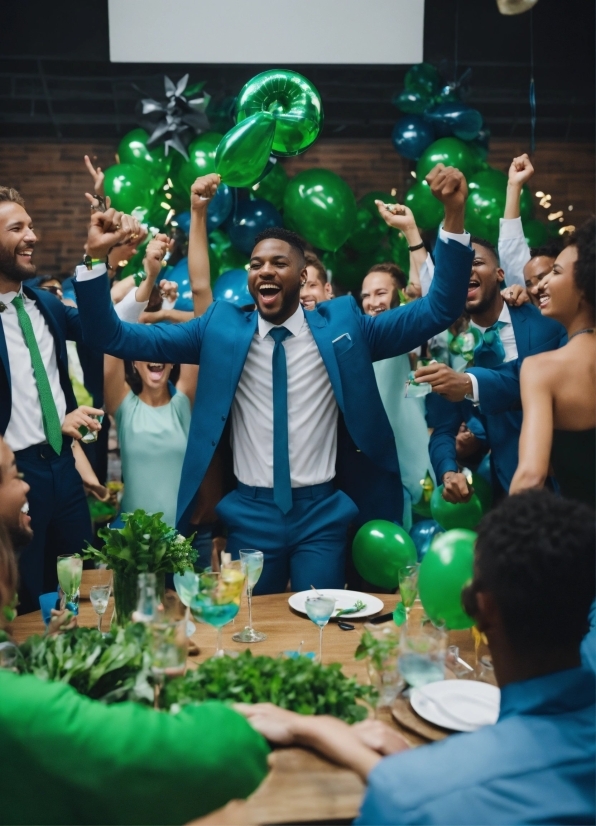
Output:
[75, 165, 474, 594]
[418, 237, 565, 501]
[0, 187, 147, 612]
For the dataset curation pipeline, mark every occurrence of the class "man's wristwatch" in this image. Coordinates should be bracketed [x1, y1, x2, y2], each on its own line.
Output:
[83, 254, 108, 271]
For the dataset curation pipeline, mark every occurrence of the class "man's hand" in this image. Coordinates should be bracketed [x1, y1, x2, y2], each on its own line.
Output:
[159, 278, 179, 304]
[442, 471, 473, 504]
[503, 284, 530, 307]
[374, 202, 416, 233]
[414, 363, 473, 402]
[235, 703, 300, 746]
[143, 233, 169, 282]
[508, 153, 534, 188]
[61, 406, 104, 440]
[86, 209, 138, 259]
[84, 154, 106, 196]
[427, 164, 468, 233]
[351, 720, 410, 756]
[191, 173, 221, 212]
[46, 608, 78, 636]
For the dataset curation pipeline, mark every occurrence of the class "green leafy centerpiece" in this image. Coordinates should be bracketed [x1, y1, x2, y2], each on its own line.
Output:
[84, 510, 196, 625]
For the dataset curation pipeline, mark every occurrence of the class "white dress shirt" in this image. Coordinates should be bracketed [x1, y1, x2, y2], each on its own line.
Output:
[231, 304, 338, 488]
[498, 216, 531, 290]
[467, 302, 518, 402]
[2, 266, 148, 452]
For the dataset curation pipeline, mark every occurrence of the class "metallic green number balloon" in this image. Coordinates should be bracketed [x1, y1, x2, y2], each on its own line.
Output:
[418, 529, 476, 630]
[523, 218, 548, 248]
[416, 137, 478, 184]
[103, 164, 154, 214]
[464, 168, 509, 246]
[252, 162, 289, 210]
[178, 132, 223, 193]
[404, 180, 443, 231]
[352, 519, 417, 589]
[215, 113, 275, 188]
[283, 168, 357, 252]
[405, 63, 441, 97]
[236, 70, 323, 157]
[430, 484, 483, 531]
[117, 128, 172, 187]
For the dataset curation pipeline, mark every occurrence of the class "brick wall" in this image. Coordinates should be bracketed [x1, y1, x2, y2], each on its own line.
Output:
[0, 138, 593, 275]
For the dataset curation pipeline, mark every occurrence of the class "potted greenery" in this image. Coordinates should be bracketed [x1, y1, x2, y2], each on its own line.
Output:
[84, 510, 197, 626]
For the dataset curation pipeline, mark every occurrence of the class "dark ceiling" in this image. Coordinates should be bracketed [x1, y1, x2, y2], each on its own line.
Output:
[0, 0, 594, 142]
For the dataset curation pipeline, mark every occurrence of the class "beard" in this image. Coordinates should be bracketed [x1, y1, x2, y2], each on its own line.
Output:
[0, 245, 36, 283]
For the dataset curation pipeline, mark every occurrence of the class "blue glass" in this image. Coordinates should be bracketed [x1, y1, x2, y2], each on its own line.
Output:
[305, 595, 336, 663]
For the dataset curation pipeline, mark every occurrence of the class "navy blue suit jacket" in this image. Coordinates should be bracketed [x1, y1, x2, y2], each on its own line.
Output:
[0, 286, 79, 438]
[74, 238, 474, 533]
[428, 303, 566, 490]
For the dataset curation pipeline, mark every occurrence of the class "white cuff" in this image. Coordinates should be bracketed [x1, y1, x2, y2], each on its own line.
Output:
[499, 216, 525, 240]
[465, 372, 480, 404]
[114, 286, 149, 322]
[439, 226, 471, 247]
[75, 263, 107, 281]
[420, 252, 434, 297]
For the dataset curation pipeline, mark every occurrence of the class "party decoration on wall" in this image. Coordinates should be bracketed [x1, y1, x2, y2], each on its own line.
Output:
[117, 129, 173, 188]
[352, 520, 417, 589]
[103, 164, 154, 215]
[215, 113, 276, 187]
[391, 117, 435, 161]
[213, 268, 253, 307]
[138, 74, 211, 159]
[252, 162, 289, 211]
[236, 69, 323, 157]
[227, 198, 283, 257]
[178, 132, 223, 193]
[418, 529, 476, 629]
[409, 519, 444, 562]
[430, 485, 483, 531]
[284, 168, 357, 252]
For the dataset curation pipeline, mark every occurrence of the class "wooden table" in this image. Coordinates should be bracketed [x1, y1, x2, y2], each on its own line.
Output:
[12, 570, 477, 826]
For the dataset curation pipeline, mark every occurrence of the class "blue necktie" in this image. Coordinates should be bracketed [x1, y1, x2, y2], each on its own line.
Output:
[473, 321, 507, 369]
[269, 327, 293, 514]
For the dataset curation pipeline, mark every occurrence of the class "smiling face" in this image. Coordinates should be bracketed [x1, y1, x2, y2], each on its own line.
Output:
[465, 242, 505, 319]
[0, 438, 32, 549]
[523, 255, 555, 307]
[536, 244, 585, 326]
[300, 265, 332, 311]
[132, 361, 174, 391]
[248, 238, 306, 324]
[361, 271, 400, 316]
[0, 201, 37, 288]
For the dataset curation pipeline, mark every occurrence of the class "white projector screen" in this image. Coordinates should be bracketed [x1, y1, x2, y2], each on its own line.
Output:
[109, 0, 425, 64]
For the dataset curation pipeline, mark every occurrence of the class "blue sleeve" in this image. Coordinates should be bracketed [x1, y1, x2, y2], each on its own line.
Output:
[359, 238, 473, 361]
[64, 305, 84, 343]
[74, 274, 206, 365]
[426, 393, 464, 482]
[466, 360, 522, 416]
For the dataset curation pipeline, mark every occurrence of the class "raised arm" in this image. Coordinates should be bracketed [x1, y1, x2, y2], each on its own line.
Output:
[188, 174, 219, 316]
[376, 203, 426, 298]
[509, 354, 554, 493]
[499, 154, 533, 289]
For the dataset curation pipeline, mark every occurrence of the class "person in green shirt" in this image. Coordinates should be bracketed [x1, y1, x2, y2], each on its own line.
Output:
[0, 435, 270, 826]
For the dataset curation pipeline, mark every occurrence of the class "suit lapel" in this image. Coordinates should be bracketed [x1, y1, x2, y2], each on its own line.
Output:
[305, 310, 345, 411]
[510, 306, 530, 359]
[24, 286, 65, 362]
[0, 313, 10, 389]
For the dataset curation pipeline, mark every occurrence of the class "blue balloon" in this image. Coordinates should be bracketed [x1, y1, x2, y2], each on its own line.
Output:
[391, 117, 435, 161]
[476, 453, 492, 485]
[424, 103, 483, 142]
[227, 198, 283, 257]
[213, 268, 253, 307]
[167, 257, 194, 311]
[207, 184, 233, 231]
[409, 519, 444, 562]
[175, 211, 192, 234]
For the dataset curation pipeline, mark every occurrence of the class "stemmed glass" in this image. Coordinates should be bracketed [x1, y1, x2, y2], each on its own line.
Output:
[398, 564, 419, 625]
[89, 584, 111, 632]
[232, 549, 266, 643]
[56, 554, 83, 615]
[173, 569, 199, 637]
[190, 570, 245, 657]
[150, 621, 187, 710]
[305, 594, 336, 664]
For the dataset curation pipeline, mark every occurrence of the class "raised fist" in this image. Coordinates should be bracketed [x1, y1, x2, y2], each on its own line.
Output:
[426, 164, 468, 210]
[191, 173, 222, 212]
[508, 154, 534, 188]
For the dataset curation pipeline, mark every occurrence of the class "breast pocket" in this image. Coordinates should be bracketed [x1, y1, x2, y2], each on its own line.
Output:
[332, 333, 355, 360]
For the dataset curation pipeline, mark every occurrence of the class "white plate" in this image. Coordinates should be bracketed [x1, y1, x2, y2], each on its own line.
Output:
[288, 589, 384, 620]
[410, 680, 500, 733]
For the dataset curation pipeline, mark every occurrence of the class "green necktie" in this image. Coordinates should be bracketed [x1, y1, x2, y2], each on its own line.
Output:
[12, 295, 63, 454]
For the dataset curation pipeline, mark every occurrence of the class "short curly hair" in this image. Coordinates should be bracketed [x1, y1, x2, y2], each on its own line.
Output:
[0, 187, 25, 208]
[473, 490, 595, 653]
[566, 217, 595, 311]
[253, 227, 306, 259]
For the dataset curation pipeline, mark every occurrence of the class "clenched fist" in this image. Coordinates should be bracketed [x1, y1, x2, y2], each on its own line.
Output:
[427, 164, 468, 210]
[508, 154, 534, 188]
[191, 173, 222, 213]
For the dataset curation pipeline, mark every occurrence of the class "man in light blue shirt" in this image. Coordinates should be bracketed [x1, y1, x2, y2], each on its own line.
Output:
[235, 489, 595, 826]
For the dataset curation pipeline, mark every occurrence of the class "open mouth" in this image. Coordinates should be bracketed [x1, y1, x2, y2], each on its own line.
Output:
[147, 363, 165, 379]
[538, 292, 549, 309]
[467, 278, 481, 299]
[257, 283, 282, 307]
[21, 500, 31, 525]
[17, 248, 34, 264]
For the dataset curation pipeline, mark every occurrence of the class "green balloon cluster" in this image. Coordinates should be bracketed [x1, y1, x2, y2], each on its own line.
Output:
[352, 519, 417, 589]
[178, 132, 222, 193]
[117, 129, 172, 188]
[418, 529, 476, 629]
[104, 164, 155, 214]
[284, 168, 357, 252]
[430, 485, 483, 531]
[252, 163, 289, 211]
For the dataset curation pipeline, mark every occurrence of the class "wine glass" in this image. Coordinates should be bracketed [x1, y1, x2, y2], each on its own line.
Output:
[398, 564, 419, 624]
[190, 570, 244, 657]
[173, 569, 199, 637]
[56, 554, 83, 615]
[305, 593, 336, 664]
[232, 549, 266, 643]
[89, 584, 111, 633]
[150, 621, 187, 710]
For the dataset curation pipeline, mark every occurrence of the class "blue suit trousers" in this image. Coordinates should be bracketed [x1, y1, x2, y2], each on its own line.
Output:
[215, 482, 358, 594]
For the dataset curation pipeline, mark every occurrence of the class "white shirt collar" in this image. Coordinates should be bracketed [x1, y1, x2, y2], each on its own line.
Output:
[471, 300, 511, 332]
[0, 285, 23, 303]
[257, 303, 305, 340]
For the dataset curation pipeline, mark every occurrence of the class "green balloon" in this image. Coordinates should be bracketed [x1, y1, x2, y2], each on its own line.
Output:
[117, 128, 172, 187]
[349, 206, 387, 252]
[319, 247, 359, 289]
[418, 529, 476, 629]
[388, 230, 410, 276]
[405, 63, 441, 97]
[104, 164, 154, 214]
[283, 168, 357, 252]
[252, 162, 288, 210]
[523, 218, 548, 248]
[416, 137, 478, 183]
[404, 181, 443, 231]
[393, 89, 431, 115]
[352, 519, 417, 589]
[215, 113, 275, 188]
[236, 69, 323, 157]
[209, 229, 249, 276]
[178, 132, 223, 193]
[471, 472, 492, 514]
[430, 485, 483, 531]
[519, 184, 534, 222]
[464, 168, 508, 246]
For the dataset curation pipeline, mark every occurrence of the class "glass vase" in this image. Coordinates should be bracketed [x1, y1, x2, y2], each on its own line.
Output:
[112, 570, 165, 626]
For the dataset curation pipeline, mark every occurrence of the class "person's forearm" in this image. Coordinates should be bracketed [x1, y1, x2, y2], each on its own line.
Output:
[291, 716, 381, 782]
[504, 183, 522, 220]
[71, 440, 101, 487]
[188, 209, 213, 316]
[442, 202, 465, 234]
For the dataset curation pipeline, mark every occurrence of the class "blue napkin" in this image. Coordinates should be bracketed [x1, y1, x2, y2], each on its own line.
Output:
[39, 592, 59, 626]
